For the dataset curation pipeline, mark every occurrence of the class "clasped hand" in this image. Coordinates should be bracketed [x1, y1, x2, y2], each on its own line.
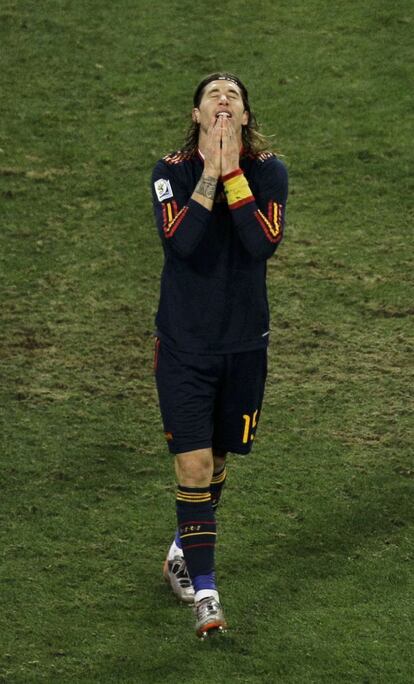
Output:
[203, 115, 240, 178]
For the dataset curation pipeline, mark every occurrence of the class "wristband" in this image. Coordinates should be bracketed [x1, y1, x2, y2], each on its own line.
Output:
[222, 169, 254, 208]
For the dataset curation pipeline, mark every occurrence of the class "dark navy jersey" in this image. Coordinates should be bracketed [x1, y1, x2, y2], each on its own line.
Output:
[151, 149, 288, 354]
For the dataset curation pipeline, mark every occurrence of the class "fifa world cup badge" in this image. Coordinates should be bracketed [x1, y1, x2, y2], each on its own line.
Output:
[154, 178, 174, 202]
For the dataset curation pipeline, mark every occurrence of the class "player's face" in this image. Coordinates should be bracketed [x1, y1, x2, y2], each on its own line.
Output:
[192, 80, 249, 134]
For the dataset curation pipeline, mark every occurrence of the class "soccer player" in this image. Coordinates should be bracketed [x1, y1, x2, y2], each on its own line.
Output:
[151, 72, 288, 638]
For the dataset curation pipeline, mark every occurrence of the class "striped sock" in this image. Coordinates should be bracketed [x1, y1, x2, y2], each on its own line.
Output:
[210, 466, 227, 511]
[173, 467, 227, 549]
[176, 485, 217, 593]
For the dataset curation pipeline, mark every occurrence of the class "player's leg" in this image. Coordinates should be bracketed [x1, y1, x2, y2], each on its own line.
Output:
[155, 340, 227, 630]
[174, 448, 227, 637]
[166, 449, 227, 570]
[175, 448, 213, 486]
[163, 448, 213, 603]
[164, 448, 227, 607]
[200, 350, 266, 634]
[174, 448, 215, 599]
[155, 340, 213, 604]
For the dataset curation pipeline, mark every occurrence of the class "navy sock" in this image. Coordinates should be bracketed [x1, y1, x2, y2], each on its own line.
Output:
[174, 467, 227, 547]
[176, 485, 216, 592]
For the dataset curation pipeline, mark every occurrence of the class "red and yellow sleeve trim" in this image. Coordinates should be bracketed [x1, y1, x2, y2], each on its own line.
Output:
[255, 201, 284, 243]
[162, 200, 188, 238]
[222, 168, 254, 209]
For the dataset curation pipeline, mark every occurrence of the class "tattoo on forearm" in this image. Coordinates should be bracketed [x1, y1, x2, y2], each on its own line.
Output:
[194, 175, 217, 200]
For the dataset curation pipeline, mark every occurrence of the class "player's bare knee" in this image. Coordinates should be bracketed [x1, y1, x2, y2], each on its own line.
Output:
[175, 448, 214, 487]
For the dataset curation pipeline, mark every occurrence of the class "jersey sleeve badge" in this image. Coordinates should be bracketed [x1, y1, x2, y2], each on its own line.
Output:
[154, 178, 173, 202]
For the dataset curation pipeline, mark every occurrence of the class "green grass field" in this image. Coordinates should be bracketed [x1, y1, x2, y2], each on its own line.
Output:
[1, 0, 413, 681]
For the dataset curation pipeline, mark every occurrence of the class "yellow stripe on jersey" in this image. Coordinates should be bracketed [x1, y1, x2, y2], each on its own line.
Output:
[272, 202, 283, 238]
[256, 202, 283, 239]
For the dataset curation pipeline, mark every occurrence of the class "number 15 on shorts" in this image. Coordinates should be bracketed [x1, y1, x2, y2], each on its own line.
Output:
[242, 409, 259, 444]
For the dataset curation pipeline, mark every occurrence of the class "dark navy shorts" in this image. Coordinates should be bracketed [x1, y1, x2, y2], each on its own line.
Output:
[154, 338, 268, 455]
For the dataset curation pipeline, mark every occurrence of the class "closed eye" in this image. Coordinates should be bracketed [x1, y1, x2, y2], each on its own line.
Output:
[206, 87, 242, 100]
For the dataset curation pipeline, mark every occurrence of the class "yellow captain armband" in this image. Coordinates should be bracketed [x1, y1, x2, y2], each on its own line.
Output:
[222, 169, 254, 209]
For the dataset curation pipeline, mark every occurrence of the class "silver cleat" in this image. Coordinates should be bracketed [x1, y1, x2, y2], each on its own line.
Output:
[195, 596, 228, 639]
[163, 555, 195, 604]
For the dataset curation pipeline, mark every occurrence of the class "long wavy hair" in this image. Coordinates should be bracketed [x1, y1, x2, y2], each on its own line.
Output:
[181, 72, 271, 156]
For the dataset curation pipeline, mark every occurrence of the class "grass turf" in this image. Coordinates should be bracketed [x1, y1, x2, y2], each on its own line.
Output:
[1, 0, 413, 681]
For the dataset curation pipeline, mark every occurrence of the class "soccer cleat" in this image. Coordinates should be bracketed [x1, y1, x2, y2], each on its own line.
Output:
[194, 596, 228, 639]
[163, 555, 195, 604]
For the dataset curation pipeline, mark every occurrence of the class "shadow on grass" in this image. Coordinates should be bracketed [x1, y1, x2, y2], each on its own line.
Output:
[280, 475, 413, 566]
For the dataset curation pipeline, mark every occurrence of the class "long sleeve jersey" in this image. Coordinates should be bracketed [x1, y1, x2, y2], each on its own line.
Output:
[151, 149, 288, 354]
